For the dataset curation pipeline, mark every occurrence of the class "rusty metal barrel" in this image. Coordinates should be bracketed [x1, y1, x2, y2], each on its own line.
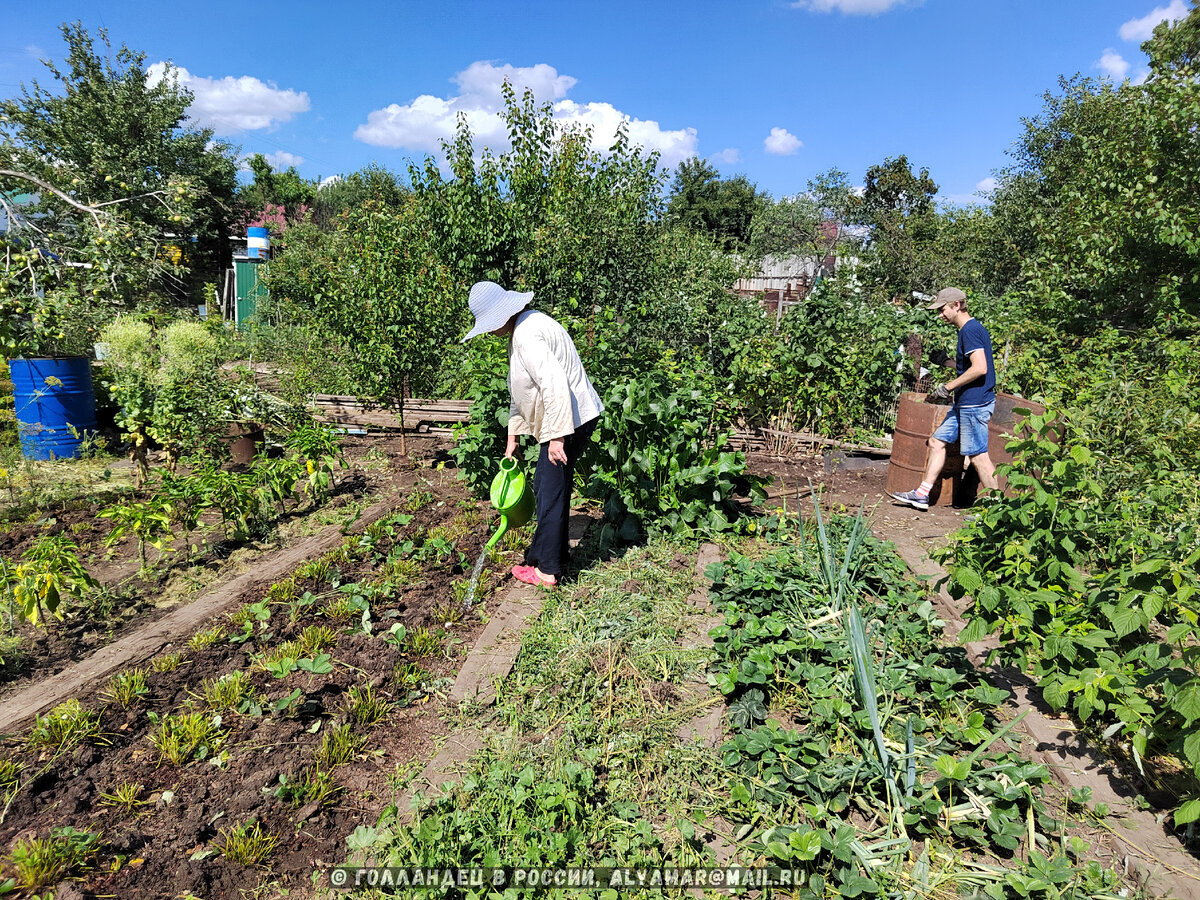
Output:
[885, 392, 963, 507]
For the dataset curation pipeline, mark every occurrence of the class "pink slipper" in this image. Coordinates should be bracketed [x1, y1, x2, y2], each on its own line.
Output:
[511, 565, 556, 588]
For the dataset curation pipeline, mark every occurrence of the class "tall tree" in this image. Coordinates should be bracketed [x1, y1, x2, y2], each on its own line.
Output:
[997, 1, 1200, 332]
[854, 154, 940, 300]
[0, 22, 239, 324]
[238, 154, 316, 226]
[667, 157, 765, 253]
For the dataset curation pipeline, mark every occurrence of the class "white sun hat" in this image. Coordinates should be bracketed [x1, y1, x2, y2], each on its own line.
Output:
[461, 281, 534, 342]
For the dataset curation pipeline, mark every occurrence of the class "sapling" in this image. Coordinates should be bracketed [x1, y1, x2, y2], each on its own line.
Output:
[99, 495, 174, 574]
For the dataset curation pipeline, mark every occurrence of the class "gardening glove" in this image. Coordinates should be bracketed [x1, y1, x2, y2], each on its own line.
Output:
[929, 383, 953, 403]
[928, 348, 952, 368]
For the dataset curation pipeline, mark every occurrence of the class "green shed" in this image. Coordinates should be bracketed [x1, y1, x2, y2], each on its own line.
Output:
[233, 257, 267, 329]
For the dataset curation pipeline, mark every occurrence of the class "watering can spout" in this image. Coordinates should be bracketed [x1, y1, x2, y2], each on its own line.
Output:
[485, 515, 508, 553]
[486, 457, 533, 552]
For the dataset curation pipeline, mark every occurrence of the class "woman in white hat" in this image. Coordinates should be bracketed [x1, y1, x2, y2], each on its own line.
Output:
[462, 281, 604, 587]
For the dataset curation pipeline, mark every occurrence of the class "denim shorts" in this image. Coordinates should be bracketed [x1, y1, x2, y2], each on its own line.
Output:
[932, 401, 995, 457]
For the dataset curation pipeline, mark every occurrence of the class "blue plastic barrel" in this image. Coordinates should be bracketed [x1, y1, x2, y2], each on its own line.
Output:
[8, 357, 99, 461]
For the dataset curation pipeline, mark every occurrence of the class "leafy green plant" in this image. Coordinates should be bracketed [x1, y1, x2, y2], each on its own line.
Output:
[586, 373, 765, 539]
[152, 651, 186, 673]
[188, 625, 227, 651]
[283, 421, 346, 500]
[0, 534, 98, 626]
[198, 671, 260, 714]
[100, 494, 175, 573]
[271, 766, 339, 807]
[98, 780, 145, 814]
[344, 682, 391, 729]
[104, 668, 149, 707]
[316, 723, 364, 768]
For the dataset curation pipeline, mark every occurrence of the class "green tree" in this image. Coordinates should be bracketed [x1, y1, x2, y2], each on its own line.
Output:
[238, 154, 316, 225]
[0, 23, 239, 354]
[279, 198, 462, 454]
[310, 165, 408, 229]
[854, 155, 940, 300]
[749, 168, 858, 262]
[997, 2, 1200, 333]
[667, 157, 765, 253]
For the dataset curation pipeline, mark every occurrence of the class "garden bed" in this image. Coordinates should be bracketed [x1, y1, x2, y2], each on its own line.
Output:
[0, 445, 512, 897]
[0, 434, 432, 698]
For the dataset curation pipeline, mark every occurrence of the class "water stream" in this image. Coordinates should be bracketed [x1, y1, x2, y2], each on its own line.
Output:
[463, 546, 490, 607]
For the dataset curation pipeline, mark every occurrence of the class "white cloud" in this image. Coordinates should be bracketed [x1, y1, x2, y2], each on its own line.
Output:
[262, 151, 304, 169]
[764, 127, 802, 156]
[711, 148, 741, 165]
[148, 63, 310, 133]
[319, 175, 343, 189]
[976, 177, 997, 194]
[1096, 49, 1132, 80]
[354, 61, 697, 169]
[1119, 0, 1189, 42]
[791, 0, 914, 14]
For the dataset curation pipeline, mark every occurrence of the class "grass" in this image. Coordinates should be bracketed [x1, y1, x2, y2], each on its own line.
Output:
[198, 671, 259, 713]
[295, 557, 332, 583]
[315, 723, 364, 768]
[354, 539, 714, 879]
[148, 711, 226, 766]
[344, 682, 391, 729]
[265, 577, 298, 604]
[297, 623, 337, 656]
[104, 668, 149, 707]
[98, 780, 145, 814]
[152, 651, 187, 672]
[188, 625, 227, 651]
[0, 634, 27, 678]
[2, 826, 100, 893]
[217, 820, 278, 866]
[320, 596, 359, 623]
[27, 699, 101, 751]
[273, 766, 340, 808]
[402, 625, 446, 657]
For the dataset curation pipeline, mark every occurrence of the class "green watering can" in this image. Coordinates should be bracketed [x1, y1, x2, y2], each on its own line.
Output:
[485, 457, 534, 552]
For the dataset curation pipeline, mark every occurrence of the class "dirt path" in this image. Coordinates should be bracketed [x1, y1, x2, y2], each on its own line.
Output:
[753, 452, 1200, 900]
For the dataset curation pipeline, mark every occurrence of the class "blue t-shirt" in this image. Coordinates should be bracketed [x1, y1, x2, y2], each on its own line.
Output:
[955, 318, 995, 407]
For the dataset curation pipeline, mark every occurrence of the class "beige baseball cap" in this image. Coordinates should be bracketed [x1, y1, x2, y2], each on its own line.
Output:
[927, 287, 966, 310]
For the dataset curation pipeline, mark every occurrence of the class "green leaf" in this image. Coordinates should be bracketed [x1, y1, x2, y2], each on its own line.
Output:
[1170, 682, 1200, 725]
[1173, 799, 1200, 826]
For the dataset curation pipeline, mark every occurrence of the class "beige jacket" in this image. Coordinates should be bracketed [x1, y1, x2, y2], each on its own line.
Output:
[507, 310, 603, 443]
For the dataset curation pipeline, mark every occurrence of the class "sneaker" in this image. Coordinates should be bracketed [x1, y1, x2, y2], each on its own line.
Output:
[889, 489, 930, 511]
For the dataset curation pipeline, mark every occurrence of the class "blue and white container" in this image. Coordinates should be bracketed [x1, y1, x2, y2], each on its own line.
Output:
[246, 226, 270, 260]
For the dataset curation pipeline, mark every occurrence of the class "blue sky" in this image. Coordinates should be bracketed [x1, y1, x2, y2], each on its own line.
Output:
[0, 0, 1190, 205]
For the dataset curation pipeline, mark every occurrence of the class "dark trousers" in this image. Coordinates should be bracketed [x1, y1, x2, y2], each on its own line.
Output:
[524, 418, 597, 577]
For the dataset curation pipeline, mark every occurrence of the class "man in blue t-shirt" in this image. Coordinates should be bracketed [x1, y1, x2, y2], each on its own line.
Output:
[889, 287, 997, 511]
